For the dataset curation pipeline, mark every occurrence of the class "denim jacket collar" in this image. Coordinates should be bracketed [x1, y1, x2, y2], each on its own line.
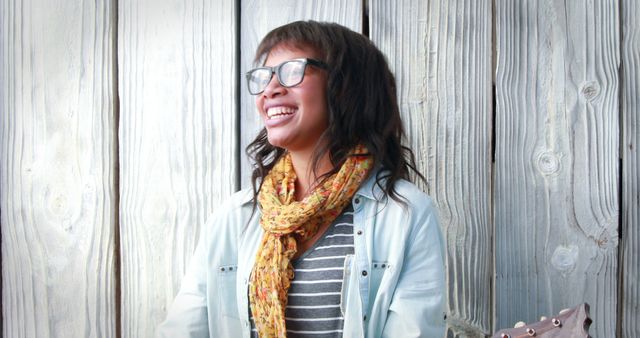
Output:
[239, 167, 386, 206]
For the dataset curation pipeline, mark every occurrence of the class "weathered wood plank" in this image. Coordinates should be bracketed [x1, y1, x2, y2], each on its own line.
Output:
[621, 0, 639, 336]
[117, 0, 237, 336]
[239, 0, 362, 187]
[370, 1, 493, 337]
[1, 0, 118, 337]
[495, 1, 619, 336]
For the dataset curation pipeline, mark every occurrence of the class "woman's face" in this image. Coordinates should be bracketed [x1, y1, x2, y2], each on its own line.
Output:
[255, 44, 328, 154]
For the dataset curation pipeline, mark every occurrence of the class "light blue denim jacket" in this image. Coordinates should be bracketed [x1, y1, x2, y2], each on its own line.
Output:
[157, 173, 446, 338]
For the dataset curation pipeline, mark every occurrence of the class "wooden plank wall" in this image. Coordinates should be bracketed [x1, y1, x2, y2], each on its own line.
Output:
[1, 0, 118, 337]
[369, 1, 492, 337]
[2, 0, 637, 337]
[117, 0, 237, 337]
[495, 1, 619, 337]
[621, 0, 639, 336]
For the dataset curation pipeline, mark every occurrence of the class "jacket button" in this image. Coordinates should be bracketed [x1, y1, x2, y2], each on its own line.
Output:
[354, 198, 360, 204]
[361, 270, 368, 277]
[357, 230, 363, 235]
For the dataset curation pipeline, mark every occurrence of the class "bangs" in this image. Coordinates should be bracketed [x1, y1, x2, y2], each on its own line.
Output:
[254, 21, 328, 65]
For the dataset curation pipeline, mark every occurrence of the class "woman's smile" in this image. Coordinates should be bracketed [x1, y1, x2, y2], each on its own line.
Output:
[266, 106, 296, 119]
[263, 105, 298, 128]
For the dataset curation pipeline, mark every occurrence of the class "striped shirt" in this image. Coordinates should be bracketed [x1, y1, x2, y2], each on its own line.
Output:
[250, 205, 355, 338]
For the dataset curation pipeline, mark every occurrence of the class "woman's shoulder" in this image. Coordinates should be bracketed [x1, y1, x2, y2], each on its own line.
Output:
[227, 187, 255, 208]
[393, 179, 434, 204]
[360, 173, 436, 211]
[386, 179, 438, 221]
[212, 188, 254, 213]
[202, 188, 257, 232]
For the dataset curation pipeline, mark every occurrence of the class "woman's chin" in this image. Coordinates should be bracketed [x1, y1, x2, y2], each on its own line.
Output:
[266, 135, 291, 150]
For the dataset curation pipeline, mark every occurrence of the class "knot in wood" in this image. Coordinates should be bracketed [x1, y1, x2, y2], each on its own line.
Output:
[580, 81, 600, 101]
[550, 245, 579, 274]
[536, 151, 561, 176]
[596, 223, 619, 251]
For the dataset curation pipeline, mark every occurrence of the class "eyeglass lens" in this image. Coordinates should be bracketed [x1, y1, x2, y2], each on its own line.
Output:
[247, 60, 307, 94]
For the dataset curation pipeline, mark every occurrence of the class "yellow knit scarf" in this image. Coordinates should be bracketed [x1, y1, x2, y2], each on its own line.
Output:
[249, 145, 372, 338]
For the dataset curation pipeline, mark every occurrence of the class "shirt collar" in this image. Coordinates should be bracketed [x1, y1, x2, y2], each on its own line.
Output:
[354, 167, 385, 201]
[240, 188, 256, 206]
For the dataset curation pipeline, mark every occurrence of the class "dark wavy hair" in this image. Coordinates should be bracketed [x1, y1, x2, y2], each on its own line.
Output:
[246, 20, 425, 204]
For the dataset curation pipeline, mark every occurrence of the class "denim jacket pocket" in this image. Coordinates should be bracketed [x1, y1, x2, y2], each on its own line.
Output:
[370, 261, 390, 297]
[217, 264, 239, 318]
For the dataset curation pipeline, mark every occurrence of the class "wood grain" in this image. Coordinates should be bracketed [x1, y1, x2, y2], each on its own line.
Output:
[1, 1, 635, 337]
[117, 0, 237, 336]
[621, 0, 639, 336]
[369, 1, 493, 337]
[1, 0, 118, 337]
[495, 1, 619, 337]
[239, 0, 362, 188]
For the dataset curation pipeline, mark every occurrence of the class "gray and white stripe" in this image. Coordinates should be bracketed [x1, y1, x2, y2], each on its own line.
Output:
[250, 204, 354, 338]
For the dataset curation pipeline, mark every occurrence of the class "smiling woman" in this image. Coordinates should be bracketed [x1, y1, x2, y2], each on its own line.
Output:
[157, 21, 446, 338]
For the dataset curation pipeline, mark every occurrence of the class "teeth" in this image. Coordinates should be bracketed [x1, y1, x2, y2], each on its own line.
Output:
[267, 106, 296, 118]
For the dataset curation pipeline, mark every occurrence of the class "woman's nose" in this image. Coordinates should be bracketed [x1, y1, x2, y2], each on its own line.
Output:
[262, 74, 286, 97]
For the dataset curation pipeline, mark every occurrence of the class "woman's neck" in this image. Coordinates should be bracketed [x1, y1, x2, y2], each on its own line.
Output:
[290, 149, 332, 201]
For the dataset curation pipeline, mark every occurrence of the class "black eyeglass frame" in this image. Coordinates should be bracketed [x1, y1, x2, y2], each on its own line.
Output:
[245, 58, 328, 95]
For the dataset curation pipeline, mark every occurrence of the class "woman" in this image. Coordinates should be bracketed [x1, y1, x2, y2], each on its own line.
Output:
[158, 21, 446, 338]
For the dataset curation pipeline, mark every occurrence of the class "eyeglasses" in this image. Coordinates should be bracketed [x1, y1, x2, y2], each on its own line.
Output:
[245, 58, 328, 95]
